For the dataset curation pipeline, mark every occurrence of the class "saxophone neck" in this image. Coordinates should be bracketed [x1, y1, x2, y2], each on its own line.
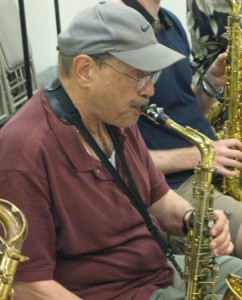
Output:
[143, 104, 215, 165]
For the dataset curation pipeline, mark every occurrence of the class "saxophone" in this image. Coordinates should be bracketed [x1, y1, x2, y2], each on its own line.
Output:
[214, 0, 242, 201]
[142, 104, 242, 299]
[0, 198, 28, 300]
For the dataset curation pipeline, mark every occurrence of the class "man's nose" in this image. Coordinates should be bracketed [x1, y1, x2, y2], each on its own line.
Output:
[138, 79, 155, 97]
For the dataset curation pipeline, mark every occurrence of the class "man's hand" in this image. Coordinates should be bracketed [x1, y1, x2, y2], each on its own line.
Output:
[205, 52, 227, 91]
[193, 52, 227, 114]
[210, 210, 234, 255]
[213, 138, 242, 176]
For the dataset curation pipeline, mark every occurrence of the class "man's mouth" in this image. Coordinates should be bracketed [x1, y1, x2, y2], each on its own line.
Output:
[131, 98, 150, 111]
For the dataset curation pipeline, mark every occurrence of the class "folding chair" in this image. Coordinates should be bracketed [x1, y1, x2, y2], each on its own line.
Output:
[0, 65, 9, 126]
[0, 0, 38, 115]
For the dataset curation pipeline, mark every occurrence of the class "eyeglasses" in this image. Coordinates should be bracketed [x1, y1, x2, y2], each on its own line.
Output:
[95, 58, 161, 92]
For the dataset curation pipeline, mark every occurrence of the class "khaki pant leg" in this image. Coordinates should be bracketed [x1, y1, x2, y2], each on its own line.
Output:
[149, 255, 242, 300]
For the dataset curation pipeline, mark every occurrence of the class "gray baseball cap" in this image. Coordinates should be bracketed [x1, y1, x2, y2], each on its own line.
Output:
[58, 1, 184, 72]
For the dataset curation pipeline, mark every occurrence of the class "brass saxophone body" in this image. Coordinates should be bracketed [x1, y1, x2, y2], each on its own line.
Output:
[215, 0, 242, 201]
[143, 104, 242, 299]
[0, 198, 28, 300]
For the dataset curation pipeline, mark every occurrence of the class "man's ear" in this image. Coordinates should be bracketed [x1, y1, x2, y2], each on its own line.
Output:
[72, 54, 95, 87]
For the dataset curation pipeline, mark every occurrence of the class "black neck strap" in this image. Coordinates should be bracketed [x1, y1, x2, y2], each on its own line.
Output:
[44, 79, 182, 277]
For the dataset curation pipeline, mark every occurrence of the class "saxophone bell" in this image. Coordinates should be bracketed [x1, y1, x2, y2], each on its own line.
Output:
[0, 198, 28, 300]
[224, 274, 242, 299]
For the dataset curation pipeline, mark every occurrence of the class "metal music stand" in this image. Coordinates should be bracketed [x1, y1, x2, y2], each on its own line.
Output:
[18, 0, 32, 99]
[54, 0, 61, 35]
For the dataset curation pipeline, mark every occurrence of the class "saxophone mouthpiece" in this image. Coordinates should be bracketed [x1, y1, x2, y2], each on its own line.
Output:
[142, 104, 169, 125]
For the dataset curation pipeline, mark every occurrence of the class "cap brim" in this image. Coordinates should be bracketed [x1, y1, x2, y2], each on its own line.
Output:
[110, 43, 185, 72]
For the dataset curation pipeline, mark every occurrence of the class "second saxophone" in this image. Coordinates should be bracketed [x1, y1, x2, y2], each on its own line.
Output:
[212, 0, 242, 201]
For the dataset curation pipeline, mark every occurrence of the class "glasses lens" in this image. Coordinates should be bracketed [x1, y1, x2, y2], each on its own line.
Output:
[136, 71, 162, 91]
[152, 71, 162, 83]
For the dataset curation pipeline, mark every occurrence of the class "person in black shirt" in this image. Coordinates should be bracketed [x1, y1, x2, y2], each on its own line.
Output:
[122, 0, 242, 259]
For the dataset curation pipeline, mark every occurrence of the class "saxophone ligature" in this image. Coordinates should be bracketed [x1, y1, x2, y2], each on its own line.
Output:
[0, 198, 28, 300]
[142, 104, 242, 299]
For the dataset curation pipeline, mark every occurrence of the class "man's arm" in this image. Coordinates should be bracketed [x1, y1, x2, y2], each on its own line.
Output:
[150, 189, 233, 255]
[149, 147, 200, 174]
[14, 280, 83, 300]
[150, 189, 193, 236]
[150, 138, 242, 177]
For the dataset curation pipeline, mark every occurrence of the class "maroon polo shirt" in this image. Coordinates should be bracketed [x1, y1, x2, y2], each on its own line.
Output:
[0, 90, 173, 299]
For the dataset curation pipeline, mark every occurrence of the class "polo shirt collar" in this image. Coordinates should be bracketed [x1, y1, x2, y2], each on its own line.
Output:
[42, 95, 127, 172]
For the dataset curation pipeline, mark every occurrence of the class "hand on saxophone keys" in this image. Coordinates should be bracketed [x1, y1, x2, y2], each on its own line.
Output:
[212, 138, 242, 176]
[204, 52, 227, 92]
[209, 210, 234, 255]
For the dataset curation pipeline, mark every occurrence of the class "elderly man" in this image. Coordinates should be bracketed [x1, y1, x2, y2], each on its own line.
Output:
[0, 2, 241, 300]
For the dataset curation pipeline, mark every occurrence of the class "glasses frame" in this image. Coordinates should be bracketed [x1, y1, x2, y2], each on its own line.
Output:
[95, 58, 161, 92]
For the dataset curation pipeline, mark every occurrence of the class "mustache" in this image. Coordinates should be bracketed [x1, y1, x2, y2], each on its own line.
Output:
[131, 98, 150, 110]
